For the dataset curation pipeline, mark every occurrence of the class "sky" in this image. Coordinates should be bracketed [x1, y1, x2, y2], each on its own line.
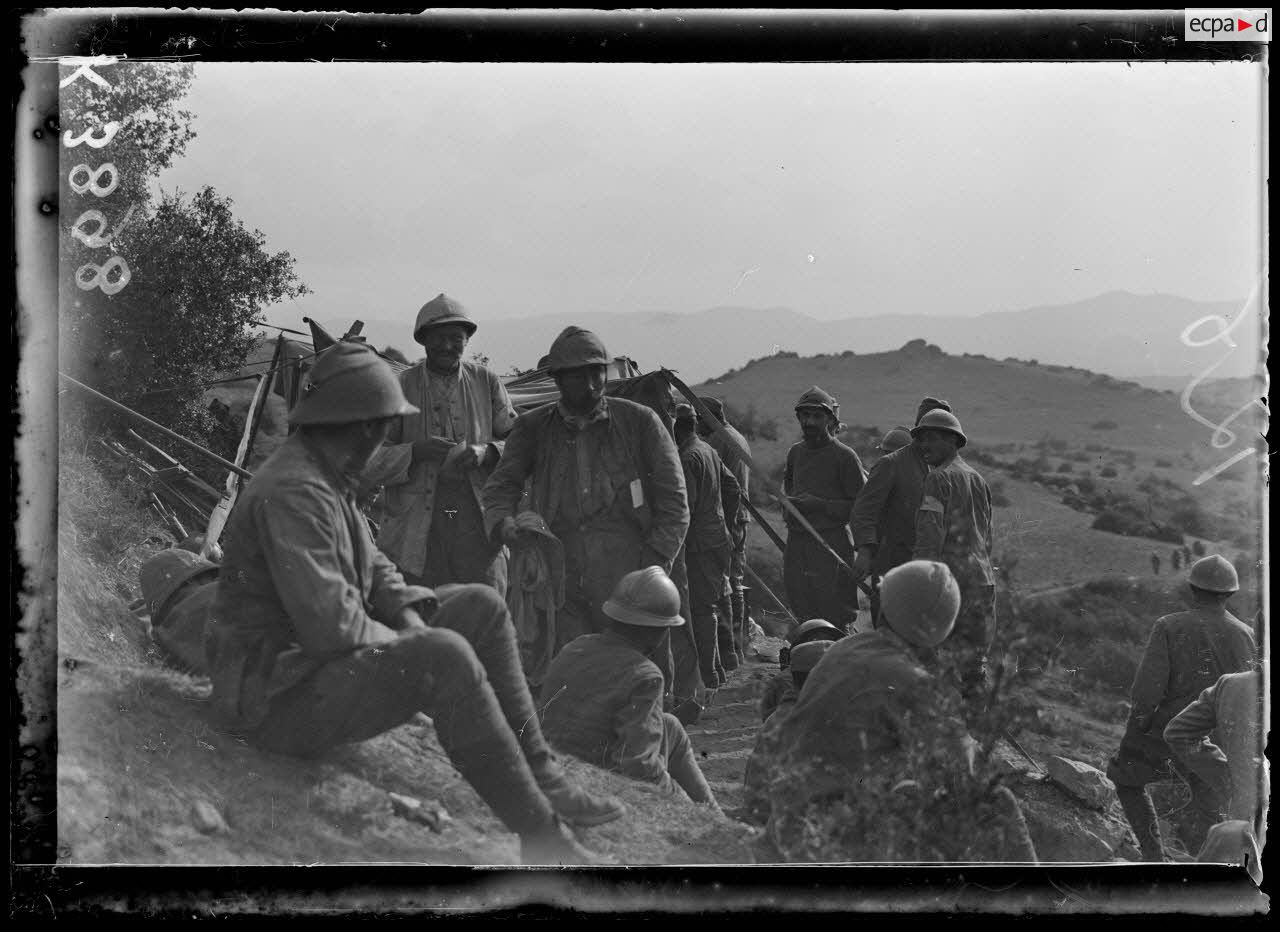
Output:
[152, 60, 1266, 331]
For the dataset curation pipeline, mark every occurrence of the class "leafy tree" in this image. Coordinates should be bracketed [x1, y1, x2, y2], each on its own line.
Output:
[59, 62, 309, 451]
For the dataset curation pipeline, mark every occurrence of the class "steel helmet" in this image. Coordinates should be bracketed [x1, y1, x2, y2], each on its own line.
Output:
[787, 618, 843, 646]
[789, 639, 834, 674]
[140, 548, 219, 619]
[879, 560, 961, 648]
[1189, 554, 1240, 594]
[910, 408, 967, 448]
[603, 567, 685, 628]
[879, 427, 913, 453]
[794, 386, 839, 420]
[288, 342, 421, 427]
[915, 396, 953, 426]
[546, 326, 610, 373]
[414, 293, 477, 344]
[674, 402, 696, 421]
[699, 396, 726, 424]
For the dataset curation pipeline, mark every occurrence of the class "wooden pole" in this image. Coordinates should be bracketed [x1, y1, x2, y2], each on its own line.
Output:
[203, 374, 267, 555]
[59, 373, 254, 480]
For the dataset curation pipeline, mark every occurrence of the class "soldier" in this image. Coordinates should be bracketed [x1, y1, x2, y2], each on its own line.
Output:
[1171, 548, 1182, 573]
[206, 342, 622, 865]
[139, 548, 220, 675]
[877, 426, 914, 455]
[1107, 555, 1257, 861]
[782, 387, 866, 633]
[482, 327, 689, 654]
[672, 403, 739, 688]
[1151, 552, 1161, 576]
[697, 396, 753, 663]
[760, 618, 844, 722]
[538, 567, 719, 809]
[360, 294, 517, 593]
[762, 560, 1037, 862]
[910, 408, 996, 703]
[852, 398, 954, 623]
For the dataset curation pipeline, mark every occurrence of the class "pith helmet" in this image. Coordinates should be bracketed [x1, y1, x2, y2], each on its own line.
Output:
[140, 548, 219, 619]
[1189, 554, 1240, 593]
[699, 396, 726, 424]
[288, 342, 421, 427]
[915, 396, 953, 426]
[787, 618, 843, 646]
[795, 386, 839, 420]
[910, 408, 967, 448]
[790, 639, 834, 674]
[546, 326, 610, 372]
[879, 427, 913, 453]
[414, 293, 477, 344]
[674, 402, 696, 421]
[603, 567, 685, 628]
[880, 560, 961, 648]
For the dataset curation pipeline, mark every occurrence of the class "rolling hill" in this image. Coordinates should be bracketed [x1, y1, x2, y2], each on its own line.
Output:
[321, 290, 1262, 385]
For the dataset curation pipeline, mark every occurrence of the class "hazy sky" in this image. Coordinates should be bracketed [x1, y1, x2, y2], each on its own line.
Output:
[153, 61, 1265, 330]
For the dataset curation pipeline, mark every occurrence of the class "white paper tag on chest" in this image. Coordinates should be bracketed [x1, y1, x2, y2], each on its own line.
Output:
[630, 478, 645, 509]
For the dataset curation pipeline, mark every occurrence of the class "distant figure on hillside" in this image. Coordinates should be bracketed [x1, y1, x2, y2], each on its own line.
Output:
[852, 397, 954, 623]
[910, 408, 996, 705]
[1183, 544, 1194, 564]
[538, 567, 719, 810]
[1171, 548, 1182, 573]
[1106, 555, 1257, 862]
[359, 294, 517, 594]
[782, 387, 866, 633]
[1151, 552, 1161, 575]
[207, 342, 622, 866]
[698, 396, 753, 666]
[1192, 540, 1207, 557]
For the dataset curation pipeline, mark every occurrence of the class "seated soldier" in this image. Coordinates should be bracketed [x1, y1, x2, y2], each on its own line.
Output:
[139, 547, 220, 675]
[759, 618, 844, 722]
[742, 639, 834, 824]
[762, 560, 1037, 863]
[538, 567, 720, 810]
[205, 342, 623, 866]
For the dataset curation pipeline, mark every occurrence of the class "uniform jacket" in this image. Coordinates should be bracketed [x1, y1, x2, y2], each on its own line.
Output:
[851, 443, 929, 576]
[208, 432, 435, 731]
[706, 424, 752, 527]
[678, 434, 734, 553]
[538, 631, 678, 793]
[482, 397, 689, 572]
[912, 452, 995, 588]
[362, 360, 516, 577]
[1126, 607, 1256, 738]
[782, 439, 866, 533]
[1164, 670, 1265, 823]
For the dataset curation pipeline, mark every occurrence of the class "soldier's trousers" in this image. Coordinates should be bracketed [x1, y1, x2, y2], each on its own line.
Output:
[411, 477, 507, 596]
[783, 528, 858, 631]
[247, 584, 560, 837]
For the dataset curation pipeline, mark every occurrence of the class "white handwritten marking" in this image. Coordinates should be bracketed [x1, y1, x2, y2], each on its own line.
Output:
[58, 57, 120, 89]
[68, 163, 120, 198]
[1192, 448, 1257, 487]
[63, 121, 121, 150]
[70, 206, 136, 248]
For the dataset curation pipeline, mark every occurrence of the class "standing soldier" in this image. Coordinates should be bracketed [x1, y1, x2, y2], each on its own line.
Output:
[361, 294, 517, 593]
[910, 408, 996, 703]
[698, 396, 753, 666]
[1151, 552, 1162, 576]
[1171, 548, 1182, 573]
[782, 387, 866, 633]
[1106, 555, 1256, 861]
[673, 403, 739, 688]
[482, 327, 689, 655]
[852, 397, 954, 623]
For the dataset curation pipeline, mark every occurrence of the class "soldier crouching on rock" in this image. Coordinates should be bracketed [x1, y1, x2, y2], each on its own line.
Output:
[205, 342, 624, 865]
[538, 567, 720, 810]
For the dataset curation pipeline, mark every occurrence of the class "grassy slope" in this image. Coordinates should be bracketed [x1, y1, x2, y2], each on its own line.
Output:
[57, 447, 754, 866]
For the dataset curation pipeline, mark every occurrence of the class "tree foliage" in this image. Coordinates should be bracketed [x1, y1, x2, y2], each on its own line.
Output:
[59, 62, 309, 448]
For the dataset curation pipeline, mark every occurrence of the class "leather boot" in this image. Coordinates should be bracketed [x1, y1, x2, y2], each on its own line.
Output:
[1116, 783, 1167, 861]
[730, 592, 747, 664]
[716, 595, 739, 671]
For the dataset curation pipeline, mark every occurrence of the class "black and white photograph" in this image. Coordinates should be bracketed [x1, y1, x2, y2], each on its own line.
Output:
[13, 7, 1270, 916]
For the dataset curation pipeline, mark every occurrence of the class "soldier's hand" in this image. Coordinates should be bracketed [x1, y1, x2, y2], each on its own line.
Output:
[411, 436, 455, 465]
[851, 548, 873, 583]
[441, 441, 477, 476]
[393, 607, 429, 632]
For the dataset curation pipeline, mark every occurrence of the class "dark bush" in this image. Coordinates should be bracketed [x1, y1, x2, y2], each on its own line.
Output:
[1057, 462, 1073, 473]
[1099, 467, 1118, 478]
[1091, 420, 1119, 430]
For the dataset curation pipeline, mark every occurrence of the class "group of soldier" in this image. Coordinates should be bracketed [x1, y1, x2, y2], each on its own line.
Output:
[133, 293, 1265, 866]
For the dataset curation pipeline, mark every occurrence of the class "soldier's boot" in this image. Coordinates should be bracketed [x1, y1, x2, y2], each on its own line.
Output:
[716, 595, 739, 671]
[1116, 783, 1167, 862]
[730, 592, 748, 663]
[692, 612, 722, 687]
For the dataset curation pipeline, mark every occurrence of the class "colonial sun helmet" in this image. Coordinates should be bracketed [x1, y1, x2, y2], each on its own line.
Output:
[288, 341, 420, 427]
[413, 293, 477, 344]
[879, 560, 961, 648]
[546, 326, 610, 373]
[603, 567, 685, 628]
[910, 408, 967, 448]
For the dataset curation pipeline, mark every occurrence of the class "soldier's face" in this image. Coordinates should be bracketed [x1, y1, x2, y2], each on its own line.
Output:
[916, 429, 958, 466]
[421, 324, 469, 373]
[796, 407, 832, 439]
[556, 365, 608, 414]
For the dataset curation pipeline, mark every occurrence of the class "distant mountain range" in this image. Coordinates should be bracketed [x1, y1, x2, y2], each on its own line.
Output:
[323, 291, 1263, 384]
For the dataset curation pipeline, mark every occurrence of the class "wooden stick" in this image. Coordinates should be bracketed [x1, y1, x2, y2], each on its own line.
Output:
[204, 374, 266, 554]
